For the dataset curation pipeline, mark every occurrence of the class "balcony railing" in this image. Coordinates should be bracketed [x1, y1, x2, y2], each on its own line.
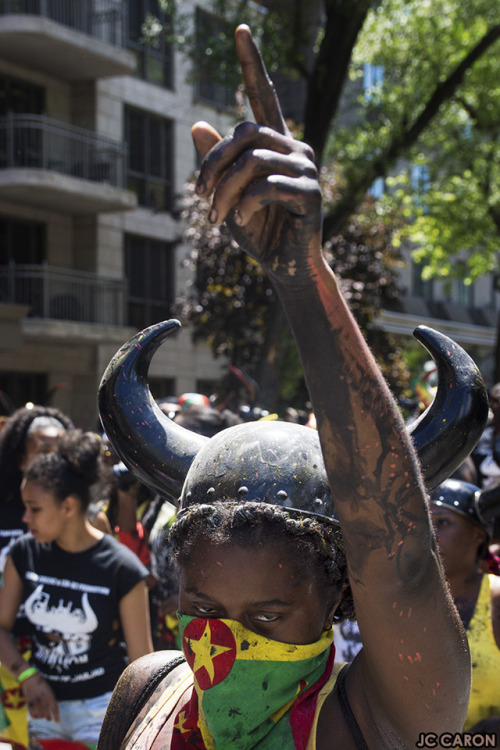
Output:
[0, 262, 126, 325]
[0, 0, 126, 46]
[0, 114, 127, 188]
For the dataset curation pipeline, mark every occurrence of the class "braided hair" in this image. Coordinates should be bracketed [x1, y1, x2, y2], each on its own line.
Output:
[24, 430, 101, 512]
[168, 501, 355, 622]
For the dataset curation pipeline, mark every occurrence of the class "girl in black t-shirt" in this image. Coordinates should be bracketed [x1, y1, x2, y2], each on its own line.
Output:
[0, 430, 153, 749]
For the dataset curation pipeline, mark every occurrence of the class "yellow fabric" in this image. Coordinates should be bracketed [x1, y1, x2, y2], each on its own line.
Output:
[125, 660, 344, 750]
[463, 574, 500, 731]
[0, 662, 29, 750]
[305, 662, 345, 750]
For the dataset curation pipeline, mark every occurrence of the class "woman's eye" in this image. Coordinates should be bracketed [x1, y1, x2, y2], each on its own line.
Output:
[254, 614, 280, 623]
[434, 519, 449, 528]
[194, 604, 218, 616]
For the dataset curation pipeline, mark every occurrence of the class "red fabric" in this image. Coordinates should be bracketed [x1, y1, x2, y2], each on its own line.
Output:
[117, 523, 151, 566]
[289, 646, 335, 750]
[37, 740, 94, 749]
[484, 551, 500, 575]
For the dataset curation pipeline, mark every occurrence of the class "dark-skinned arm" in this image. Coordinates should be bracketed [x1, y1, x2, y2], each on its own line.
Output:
[191, 24, 470, 747]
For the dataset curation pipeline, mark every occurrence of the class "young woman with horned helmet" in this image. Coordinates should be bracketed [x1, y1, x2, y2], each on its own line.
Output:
[96, 25, 489, 750]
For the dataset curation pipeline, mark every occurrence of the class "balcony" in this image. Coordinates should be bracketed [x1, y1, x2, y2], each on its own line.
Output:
[0, 114, 137, 213]
[0, 0, 136, 80]
[0, 262, 128, 329]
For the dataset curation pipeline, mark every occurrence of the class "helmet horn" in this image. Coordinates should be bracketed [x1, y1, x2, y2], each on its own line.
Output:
[98, 319, 209, 502]
[408, 325, 488, 490]
[99, 321, 488, 506]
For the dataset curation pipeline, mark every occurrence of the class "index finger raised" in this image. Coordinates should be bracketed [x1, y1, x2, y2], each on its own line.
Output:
[235, 24, 288, 135]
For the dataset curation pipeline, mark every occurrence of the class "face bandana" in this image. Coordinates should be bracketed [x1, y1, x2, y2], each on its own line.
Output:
[172, 615, 335, 750]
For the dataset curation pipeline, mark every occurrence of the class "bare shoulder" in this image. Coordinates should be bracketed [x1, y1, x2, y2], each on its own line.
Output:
[317, 655, 424, 749]
[97, 651, 185, 750]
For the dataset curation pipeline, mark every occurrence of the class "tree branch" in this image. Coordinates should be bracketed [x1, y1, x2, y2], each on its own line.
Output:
[322, 23, 500, 242]
[402, 24, 500, 146]
[303, 0, 372, 165]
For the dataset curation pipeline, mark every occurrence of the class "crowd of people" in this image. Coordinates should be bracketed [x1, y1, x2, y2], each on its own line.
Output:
[1, 386, 499, 748]
[0, 22, 499, 750]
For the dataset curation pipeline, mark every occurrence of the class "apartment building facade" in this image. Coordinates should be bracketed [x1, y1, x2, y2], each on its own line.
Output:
[0, 3, 497, 430]
[0, 0, 232, 428]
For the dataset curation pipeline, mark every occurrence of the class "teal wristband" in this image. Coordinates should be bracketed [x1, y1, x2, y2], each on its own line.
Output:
[17, 666, 38, 683]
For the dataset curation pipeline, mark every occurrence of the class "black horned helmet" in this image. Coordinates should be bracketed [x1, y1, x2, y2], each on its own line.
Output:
[98, 320, 488, 522]
[431, 478, 500, 539]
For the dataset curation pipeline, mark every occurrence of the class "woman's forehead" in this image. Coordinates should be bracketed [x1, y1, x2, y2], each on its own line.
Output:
[185, 536, 292, 564]
[431, 503, 475, 527]
[180, 540, 323, 604]
[182, 538, 310, 584]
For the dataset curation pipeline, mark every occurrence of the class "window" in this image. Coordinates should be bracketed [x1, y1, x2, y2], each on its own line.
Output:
[125, 107, 173, 211]
[491, 275, 499, 309]
[448, 279, 474, 308]
[127, 0, 174, 88]
[196, 379, 217, 398]
[0, 74, 45, 116]
[411, 261, 433, 301]
[411, 164, 430, 212]
[0, 217, 46, 314]
[363, 64, 384, 100]
[125, 234, 174, 329]
[0, 75, 45, 169]
[194, 7, 235, 109]
[411, 164, 430, 193]
[0, 216, 46, 265]
[149, 377, 175, 401]
[367, 177, 385, 199]
[0, 372, 48, 410]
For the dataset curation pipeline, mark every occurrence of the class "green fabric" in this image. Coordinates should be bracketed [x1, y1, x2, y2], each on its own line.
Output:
[178, 615, 333, 749]
[0, 676, 10, 731]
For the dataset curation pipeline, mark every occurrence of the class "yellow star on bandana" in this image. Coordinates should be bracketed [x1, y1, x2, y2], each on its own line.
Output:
[187, 620, 233, 684]
[173, 709, 190, 734]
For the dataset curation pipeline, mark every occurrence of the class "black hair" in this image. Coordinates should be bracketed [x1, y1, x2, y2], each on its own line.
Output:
[24, 430, 101, 511]
[173, 405, 242, 438]
[0, 405, 73, 504]
[168, 501, 355, 622]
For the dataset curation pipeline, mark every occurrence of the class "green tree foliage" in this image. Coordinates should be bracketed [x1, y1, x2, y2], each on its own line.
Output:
[157, 0, 499, 407]
[383, 33, 499, 285]
[366, 1, 499, 371]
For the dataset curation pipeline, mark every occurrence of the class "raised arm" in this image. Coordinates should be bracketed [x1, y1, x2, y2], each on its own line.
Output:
[191, 25, 471, 744]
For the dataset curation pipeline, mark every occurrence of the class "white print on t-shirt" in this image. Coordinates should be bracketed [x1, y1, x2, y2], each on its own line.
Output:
[25, 584, 99, 669]
[334, 619, 363, 663]
[25, 570, 110, 596]
[45, 667, 106, 683]
[0, 529, 24, 574]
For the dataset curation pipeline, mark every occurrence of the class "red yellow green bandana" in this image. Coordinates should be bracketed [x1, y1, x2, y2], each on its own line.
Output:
[172, 615, 334, 749]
